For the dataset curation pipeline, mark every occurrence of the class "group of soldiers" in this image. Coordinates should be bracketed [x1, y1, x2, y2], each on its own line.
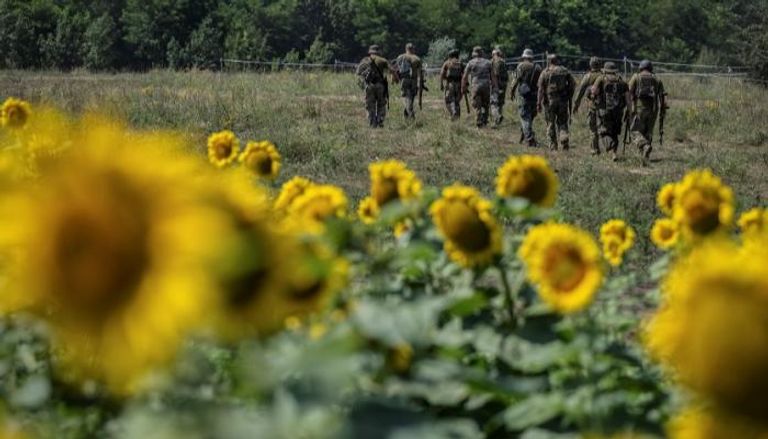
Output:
[356, 43, 668, 164]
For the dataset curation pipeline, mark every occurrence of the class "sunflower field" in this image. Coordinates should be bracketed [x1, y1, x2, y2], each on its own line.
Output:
[1, 96, 767, 439]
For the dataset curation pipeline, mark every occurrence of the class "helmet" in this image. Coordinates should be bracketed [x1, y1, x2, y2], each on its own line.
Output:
[639, 59, 653, 72]
[589, 56, 601, 70]
[493, 46, 503, 57]
[602, 61, 618, 73]
[368, 45, 381, 55]
[547, 53, 559, 64]
[521, 48, 534, 59]
[448, 49, 460, 58]
[472, 46, 484, 57]
[405, 42, 415, 52]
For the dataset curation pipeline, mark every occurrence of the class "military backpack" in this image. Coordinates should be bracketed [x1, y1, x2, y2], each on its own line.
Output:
[602, 75, 624, 112]
[446, 60, 463, 81]
[635, 75, 657, 100]
[397, 55, 414, 80]
[362, 58, 384, 85]
[494, 60, 509, 83]
[547, 66, 571, 99]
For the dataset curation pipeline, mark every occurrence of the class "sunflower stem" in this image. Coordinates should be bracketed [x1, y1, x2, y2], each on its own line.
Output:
[497, 264, 517, 324]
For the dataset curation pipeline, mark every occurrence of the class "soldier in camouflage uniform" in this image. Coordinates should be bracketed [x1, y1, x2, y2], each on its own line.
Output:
[590, 62, 631, 161]
[462, 46, 496, 127]
[491, 47, 509, 126]
[628, 60, 667, 165]
[537, 54, 576, 150]
[510, 49, 542, 147]
[395, 43, 424, 120]
[440, 49, 464, 120]
[356, 45, 390, 128]
[573, 57, 603, 155]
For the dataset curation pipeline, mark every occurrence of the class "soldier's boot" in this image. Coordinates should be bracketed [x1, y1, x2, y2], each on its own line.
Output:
[519, 128, 525, 144]
[368, 114, 377, 127]
[591, 134, 600, 155]
[559, 132, 570, 151]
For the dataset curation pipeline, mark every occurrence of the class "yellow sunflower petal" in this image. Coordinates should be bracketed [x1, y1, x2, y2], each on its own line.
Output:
[495, 154, 558, 207]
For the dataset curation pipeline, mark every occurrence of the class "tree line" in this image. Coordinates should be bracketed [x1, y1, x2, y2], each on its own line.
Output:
[1, 0, 767, 78]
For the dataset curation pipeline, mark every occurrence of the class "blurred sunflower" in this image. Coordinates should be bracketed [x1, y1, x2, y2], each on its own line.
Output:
[288, 184, 348, 230]
[519, 223, 603, 314]
[644, 240, 768, 424]
[1, 97, 32, 130]
[599, 219, 635, 253]
[274, 176, 314, 212]
[1, 128, 230, 395]
[602, 235, 625, 267]
[394, 220, 411, 238]
[207, 130, 240, 168]
[672, 169, 734, 239]
[357, 196, 379, 224]
[430, 184, 502, 268]
[738, 207, 767, 237]
[369, 160, 422, 207]
[657, 183, 677, 216]
[239, 140, 281, 179]
[651, 218, 679, 250]
[495, 155, 558, 207]
[667, 406, 768, 439]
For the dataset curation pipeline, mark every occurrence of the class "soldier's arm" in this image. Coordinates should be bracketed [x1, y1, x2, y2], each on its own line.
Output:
[658, 79, 667, 110]
[627, 75, 637, 113]
[491, 66, 499, 90]
[509, 67, 520, 98]
[461, 68, 469, 95]
[573, 74, 590, 111]
[536, 72, 546, 111]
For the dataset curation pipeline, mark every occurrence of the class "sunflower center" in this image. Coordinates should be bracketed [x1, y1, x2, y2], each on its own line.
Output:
[660, 226, 675, 241]
[374, 177, 399, 206]
[51, 173, 150, 317]
[682, 190, 721, 235]
[441, 201, 491, 252]
[543, 245, 587, 293]
[306, 198, 336, 222]
[245, 151, 273, 175]
[215, 143, 232, 159]
[515, 168, 550, 204]
[289, 279, 326, 301]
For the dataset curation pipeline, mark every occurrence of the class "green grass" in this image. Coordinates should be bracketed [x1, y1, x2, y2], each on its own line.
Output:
[2, 70, 767, 268]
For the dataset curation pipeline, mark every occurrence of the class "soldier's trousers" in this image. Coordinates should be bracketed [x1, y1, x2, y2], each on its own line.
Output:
[401, 79, 418, 119]
[491, 83, 508, 124]
[471, 84, 491, 127]
[518, 98, 538, 145]
[545, 101, 570, 149]
[598, 109, 624, 157]
[588, 109, 599, 153]
[365, 83, 387, 127]
[630, 107, 657, 158]
[444, 82, 462, 120]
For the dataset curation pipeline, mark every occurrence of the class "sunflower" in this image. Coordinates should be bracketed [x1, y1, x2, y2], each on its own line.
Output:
[369, 160, 422, 207]
[239, 140, 281, 179]
[672, 169, 734, 240]
[430, 184, 502, 268]
[738, 207, 767, 237]
[651, 218, 679, 250]
[519, 223, 603, 314]
[1, 97, 32, 130]
[495, 154, 558, 207]
[288, 184, 348, 230]
[274, 176, 314, 212]
[667, 406, 768, 439]
[394, 220, 411, 238]
[644, 240, 768, 424]
[599, 219, 635, 253]
[602, 235, 625, 267]
[1, 126, 230, 395]
[657, 183, 677, 216]
[357, 196, 380, 224]
[207, 130, 240, 168]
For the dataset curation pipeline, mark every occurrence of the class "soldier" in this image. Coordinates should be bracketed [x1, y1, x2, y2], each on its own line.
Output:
[628, 60, 667, 165]
[510, 48, 542, 147]
[356, 45, 390, 128]
[573, 56, 603, 155]
[395, 43, 424, 120]
[590, 62, 631, 161]
[462, 46, 496, 127]
[440, 49, 464, 120]
[537, 54, 576, 150]
[491, 47, 509, 126]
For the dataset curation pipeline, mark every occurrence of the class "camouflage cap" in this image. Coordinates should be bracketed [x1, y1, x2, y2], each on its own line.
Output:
[472, 46, 484, 56]
[368, 45, 381, 55]
[639, 59, 653, 72]
[589, 56, 601, 69]
[448, 49, 460, 58]
[493, 46, 503, 56]
[521, 48, 534, 59]
[547, 53, 559, 63]
[602, 61, 618, 73]
[406, 42, 415, 51]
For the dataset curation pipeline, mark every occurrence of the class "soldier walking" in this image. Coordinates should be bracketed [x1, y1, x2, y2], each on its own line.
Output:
[573, 57, 603, 155]
[440, 49, 464, 120]
[591, 62, 631, 161]
[628, 60, 667, 165]
[510, 49, 542, 147]
[462, 46, 496, 128]
[491, 47, 509, 126]
[537, 54, 576, 150]
[395, 43, 424, 120]
[356, 45, 390, 128]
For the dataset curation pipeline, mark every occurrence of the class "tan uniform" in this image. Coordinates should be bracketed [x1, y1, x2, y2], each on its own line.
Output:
[538, 65, 576, 150]
[396, 53, 423, 119]
[628, 71, 665, 160]
[440, 58, 464, 120]
[592, 72, 630, 158]
[491, 57, 509, 125]
[574, 69, 602, 153]
[510, 60, 542, 146]
[356, 55, 390, 127]
[464, 57, 494, 127]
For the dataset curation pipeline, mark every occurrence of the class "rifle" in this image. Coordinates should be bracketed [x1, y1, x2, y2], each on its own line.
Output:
[659, 104, 668, 146]
[418, 74, 428, 110]
[464, 90, 471, 114]
[622, 109, 631, 154]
